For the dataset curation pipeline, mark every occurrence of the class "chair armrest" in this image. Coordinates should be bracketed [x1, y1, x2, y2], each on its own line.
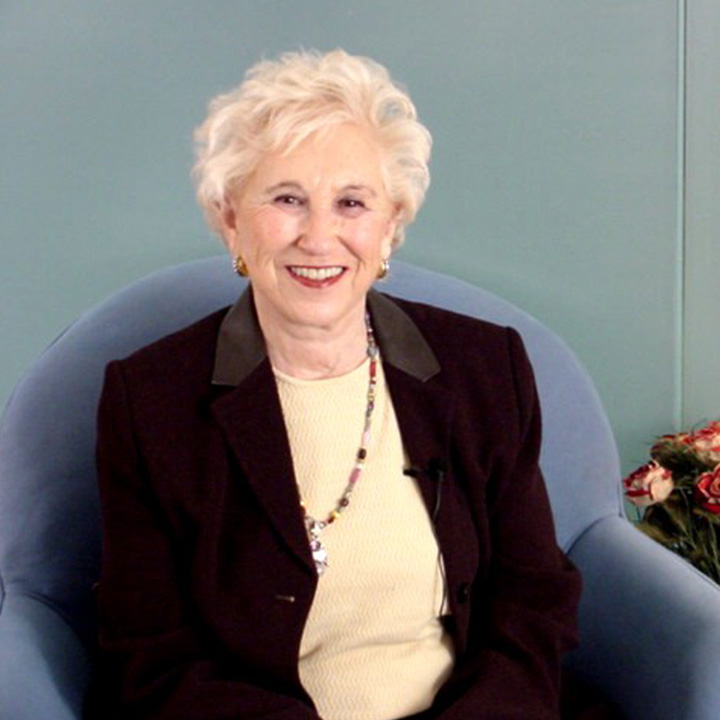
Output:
[0, 593, 91, 720]
[567, 515, 720, 720]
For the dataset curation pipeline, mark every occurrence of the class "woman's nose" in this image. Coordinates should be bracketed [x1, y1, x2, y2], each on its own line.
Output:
[297, 206, 336, 253]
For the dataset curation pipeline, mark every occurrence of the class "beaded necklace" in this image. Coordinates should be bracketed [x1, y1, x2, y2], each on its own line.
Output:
[300, 312, 379, 576]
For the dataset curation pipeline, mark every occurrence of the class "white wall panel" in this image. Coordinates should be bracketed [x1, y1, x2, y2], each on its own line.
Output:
[683, 0, 720, 428]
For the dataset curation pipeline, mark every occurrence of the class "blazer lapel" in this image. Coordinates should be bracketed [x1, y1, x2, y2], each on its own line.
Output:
[384, 363, 454, 512]
[210, 362, 315, 574]
[367, 291, 454, 513]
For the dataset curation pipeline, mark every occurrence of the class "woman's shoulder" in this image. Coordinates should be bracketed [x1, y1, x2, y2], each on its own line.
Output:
[380, 292, 519, 349]
[107, 306, 229, 387]
[377, 292, 532, 388]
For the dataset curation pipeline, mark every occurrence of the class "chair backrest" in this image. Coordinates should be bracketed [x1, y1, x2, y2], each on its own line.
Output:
[0, 257, 622, 642]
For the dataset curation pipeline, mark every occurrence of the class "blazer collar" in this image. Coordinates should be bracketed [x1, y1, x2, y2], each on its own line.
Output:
[211, 287, 441, 387]
[209, 287, 449, 577]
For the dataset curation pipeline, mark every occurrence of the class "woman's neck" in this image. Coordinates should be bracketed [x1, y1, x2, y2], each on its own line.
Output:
[257, 307, 370, 381]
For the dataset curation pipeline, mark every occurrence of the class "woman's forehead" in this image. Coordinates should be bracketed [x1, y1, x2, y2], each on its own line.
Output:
[248, 124, 387, 192]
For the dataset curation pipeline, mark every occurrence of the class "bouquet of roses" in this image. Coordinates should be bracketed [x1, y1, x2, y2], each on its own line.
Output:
[623, 420, 720, 584]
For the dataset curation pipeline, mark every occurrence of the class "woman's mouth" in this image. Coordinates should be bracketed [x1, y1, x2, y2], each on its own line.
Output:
[287, 265, 346, 287]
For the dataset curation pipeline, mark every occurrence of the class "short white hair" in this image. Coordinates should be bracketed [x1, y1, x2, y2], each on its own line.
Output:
[193, 49, 432, 246]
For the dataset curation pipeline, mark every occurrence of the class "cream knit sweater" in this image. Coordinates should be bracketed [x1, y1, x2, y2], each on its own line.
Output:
[275, 357, 454, 720]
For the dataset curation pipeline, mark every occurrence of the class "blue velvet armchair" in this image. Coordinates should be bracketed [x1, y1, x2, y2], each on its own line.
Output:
[1, 258, 719, 719]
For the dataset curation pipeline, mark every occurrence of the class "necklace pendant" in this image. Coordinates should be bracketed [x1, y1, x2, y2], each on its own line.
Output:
[306, 518, 329, 575]
[310, 537, 329, 575]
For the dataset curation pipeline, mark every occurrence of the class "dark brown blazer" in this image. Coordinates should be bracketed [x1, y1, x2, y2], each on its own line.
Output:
[92, 289, 581, 720]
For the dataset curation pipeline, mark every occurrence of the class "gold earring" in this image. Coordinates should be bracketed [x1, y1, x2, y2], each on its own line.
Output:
[233, 255, 249, 277]
[377, 258, 390, 280]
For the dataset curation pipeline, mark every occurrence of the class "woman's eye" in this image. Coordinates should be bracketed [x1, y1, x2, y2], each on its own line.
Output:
[339, 198, 366, 211]
[274, 194, 304, 207]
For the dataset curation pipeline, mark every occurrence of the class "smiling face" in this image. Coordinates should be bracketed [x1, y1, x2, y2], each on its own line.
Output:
[220, 123, 399, 340]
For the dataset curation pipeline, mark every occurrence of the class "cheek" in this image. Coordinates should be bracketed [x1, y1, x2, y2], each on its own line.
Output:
[350, 217, 394, 255]
[244, 214, 299, 256]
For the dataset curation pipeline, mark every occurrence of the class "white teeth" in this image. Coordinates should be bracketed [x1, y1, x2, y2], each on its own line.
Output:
[290, 266, 344, 281]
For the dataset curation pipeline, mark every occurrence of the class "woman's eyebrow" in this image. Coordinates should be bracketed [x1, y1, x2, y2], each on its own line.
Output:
[263, 181, 379, 197]
[264, 181, 304, 195]
[341, 184, 377, 197]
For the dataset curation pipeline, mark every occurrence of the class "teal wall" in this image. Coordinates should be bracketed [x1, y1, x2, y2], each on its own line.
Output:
[2, 1, 712, 474]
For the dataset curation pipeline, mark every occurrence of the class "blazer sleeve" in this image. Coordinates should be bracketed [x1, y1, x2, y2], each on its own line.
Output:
[429, 329, 582, 720]
[91, 360, 320, 720]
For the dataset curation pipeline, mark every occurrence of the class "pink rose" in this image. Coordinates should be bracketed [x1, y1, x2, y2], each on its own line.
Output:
[623, 461, 674, 507]
[695, 465, 720, 515]
[688, 421, 720, 462]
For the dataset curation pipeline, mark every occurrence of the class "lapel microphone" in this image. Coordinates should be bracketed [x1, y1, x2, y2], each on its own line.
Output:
[404, 458, 451, 617]
[403, 458, 447, 521]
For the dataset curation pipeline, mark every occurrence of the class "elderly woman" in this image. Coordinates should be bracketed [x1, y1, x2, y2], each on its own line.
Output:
[92, 49, 582, 720]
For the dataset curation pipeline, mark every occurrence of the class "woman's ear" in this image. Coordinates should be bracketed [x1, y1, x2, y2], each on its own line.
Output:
[381, 233, 393, 261]
[217, 198, 240, 254]
[382, 204, 402, 257]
